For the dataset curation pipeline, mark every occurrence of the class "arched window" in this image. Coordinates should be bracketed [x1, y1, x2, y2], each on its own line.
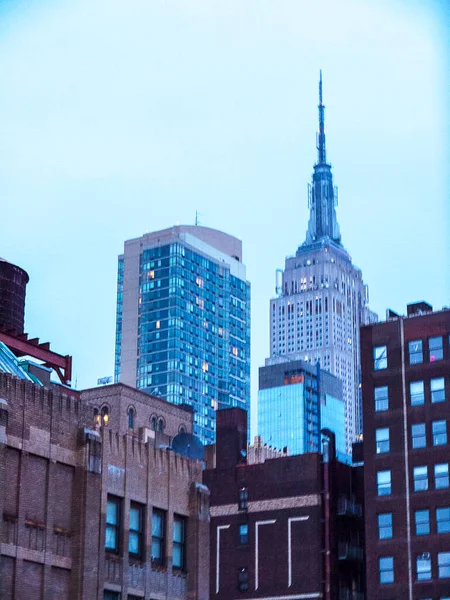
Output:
[128, 407, 135, 430]
[151, 416, 157, 431]
[158, 418, 165, 433]
[101, 405, 109, 417]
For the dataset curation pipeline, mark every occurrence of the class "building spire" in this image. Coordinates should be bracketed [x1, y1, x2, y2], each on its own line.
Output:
[303, 70, 342, 247]
[317, 69, 327, 165]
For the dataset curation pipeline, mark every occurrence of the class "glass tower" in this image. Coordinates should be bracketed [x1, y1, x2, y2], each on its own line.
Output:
[115, 225, 250, 444]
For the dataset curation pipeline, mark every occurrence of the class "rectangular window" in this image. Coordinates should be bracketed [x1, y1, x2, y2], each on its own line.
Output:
[410, 381, 425, 406]
[104, 593, 120, 600]
[377, 470, 392, 496]
[172, 515, 186, 570]
[374, 346, 387, 370]
[433, 420, 447, 446]
[429, 336, 443, 361]
[378, 513, 393, 539]
[151, 509, 165, 564]
[409, 340, 423, 364]
[238, 488, 249, 511]
[375, 386, 389, 412]
[105, 496, 121, 553]
[412, 423, 426, 449]
[437, 507, 450, 534]
[238, 568, 249, 591]
[435, 463, 449, 489]
[414, 466, 428, 492]
[239, 524, 249, 545]
[379, 556, 394, 584]
[416, 554, 432, 580]
[129, 503, 144, 558]
[438, 552, 450, 578]
[376, 428, 390, 453]
[415, 510, 430, 535]
[431, 378, 445, 403]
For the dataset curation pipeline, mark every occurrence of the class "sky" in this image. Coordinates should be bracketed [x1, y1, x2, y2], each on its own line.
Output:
[0, 0, 449, 435]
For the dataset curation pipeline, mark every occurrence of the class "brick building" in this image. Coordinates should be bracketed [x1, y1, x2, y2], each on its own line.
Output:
[203, 408, 365, 600]
[0, 361, 210, 600]
[361, 302, 450, 599]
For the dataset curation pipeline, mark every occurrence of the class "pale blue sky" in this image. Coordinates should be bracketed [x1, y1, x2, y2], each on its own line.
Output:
[0, 0, 448, 431]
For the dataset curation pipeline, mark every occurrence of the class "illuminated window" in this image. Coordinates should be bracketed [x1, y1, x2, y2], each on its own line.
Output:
[232, 347, 238, 357]
[156, 320, 160, 329]
[149, 270, 155, 279]
[202, 362, 208, 372]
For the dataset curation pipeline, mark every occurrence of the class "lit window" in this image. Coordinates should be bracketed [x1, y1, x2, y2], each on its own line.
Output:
[377, 470, 391, 496]
[375, 386, 389, 412]
[378, 513, 392, 539]
[151, 509, 165, 564]
[435, 464, 449, 489]
[202, 362, 208, 372]
[129, 503, 144, 558]
[149, 270, 155, 279]
[105, 496, 121, 553]
[429, 336, 443, 361]
[232, 347, 239, 357]
[374, 346, 387, 370]
[431, 378, 445, 403]
[172, 515, 186, 570]
[438, 552, 450, 578]
[433, 420, 447, 446]
[409, 340, 423, 365]
[437, 507, 450, 534]
[410, 381, 425, 406]
[376, 428, 390, 453]
[416, 553, 432, 580]
[156, 320, 160, 329]
[415, 510, 430, 535]
[414, 466, 428, 492]
[412, 423, 426, 449]
[379, 556, 394, 584]
[239, 524, 249, 545]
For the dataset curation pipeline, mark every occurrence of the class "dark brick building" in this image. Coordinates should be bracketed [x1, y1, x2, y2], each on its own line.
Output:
[361, 302, 450, 599]
[204, 408, 365, 600]
[0, 367, 210, 600]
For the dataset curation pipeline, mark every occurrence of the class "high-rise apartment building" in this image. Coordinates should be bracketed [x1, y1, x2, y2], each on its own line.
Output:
[269, 73, 376, 451]
[115, 225, 250, 444]
[361, 302, 450, 600]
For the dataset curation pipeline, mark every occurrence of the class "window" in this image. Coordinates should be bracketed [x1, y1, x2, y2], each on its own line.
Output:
[151, 509, 165, 564]
[151, 416, 157, 430]
[415, 510, 430, 535]
[377, 470, 391, 496]
[129, 503, 144, 558]
[238, 567, 249, 591]
[374, 346, 387, 370]
[378, 513, 393, 539]
[172, 515, 186, 570]
[106, 496, 121, 553]
[414, 466, 428, 492]
[437, 508, 450, 534]
[128, 407, 135, 430]
[239, 524, 249, 545]
[412, 423, 426, 449]
[104, 592, 120, 600]
[429, 336, 443, 361]
[238, 488, 249, 511]
[409, 340, 423, 364]
[416, 553, 432, 580]
[376, 428, 390, 453]
[433, 420, 447, 446]
[158, 418, 165, 433]
[375, 386, 389, 412]
[410, 381, 425, 406]
[438, 552, 450, 578]
[431, 378, 445, 403]
[435, 464, 449, 489]
[379, 556, 394, 584]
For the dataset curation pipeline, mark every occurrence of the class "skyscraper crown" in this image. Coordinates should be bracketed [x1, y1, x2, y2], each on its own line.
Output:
[304, 71, 341, 246]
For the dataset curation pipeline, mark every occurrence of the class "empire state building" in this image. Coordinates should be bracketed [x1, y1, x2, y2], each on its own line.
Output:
[268, 72, 377, 451]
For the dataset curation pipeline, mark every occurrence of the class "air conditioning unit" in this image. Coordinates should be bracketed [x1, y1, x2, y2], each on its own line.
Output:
[140, 427, 156, 443]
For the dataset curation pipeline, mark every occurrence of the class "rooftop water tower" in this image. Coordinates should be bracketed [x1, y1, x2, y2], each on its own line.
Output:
[0, 258, 29, 334]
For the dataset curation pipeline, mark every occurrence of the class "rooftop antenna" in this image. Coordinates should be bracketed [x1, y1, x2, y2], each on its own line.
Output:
[195, 210, 204, 226]
[317, 69, 327, 165]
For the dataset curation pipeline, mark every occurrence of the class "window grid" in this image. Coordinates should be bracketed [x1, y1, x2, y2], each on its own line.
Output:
[437, 507, 450, 534]
[413, 466, 428, 492]
[375, 386, 389, 412]
[431, 378, 445, 403]
[105, 496, 121, 553]
[416, 554, 432, 581]
[151, 509, 165, 564]
[415, 510, 430, 536]
[410, 381, 425, 406]
[433, 420, 447, 446]
[378, 513, 393, 539]
[376, 428, 390, 454]
[429, 336, 443, 361]
[438, 552, 450, 579]
[129, 503, 143, 558]
[377, 470, 392, 496]
[412, 423, 426, 449]
[379, 556, 394, 584]
[173, 515, 186, 570]
[435, 464, 449, 489]
[409, 340, 423, 365]
[374, 346, 387, 371]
